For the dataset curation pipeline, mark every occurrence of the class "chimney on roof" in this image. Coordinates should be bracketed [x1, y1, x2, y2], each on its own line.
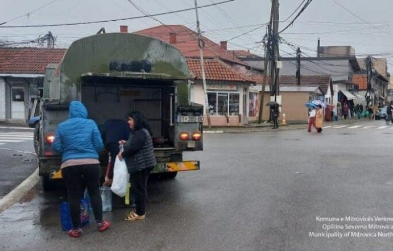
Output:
[220, 41, 227, 50]
[120, 25, 128, 33]
[169, 32, 177, 44]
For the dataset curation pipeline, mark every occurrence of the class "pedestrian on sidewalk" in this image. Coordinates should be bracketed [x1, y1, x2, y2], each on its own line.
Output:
[307, 108, 317, 132]
[271, 104, 279, 129]
[387, 102, 393, 123]
[53, 101, 111, 238]
[368, 106, 374, 120]
[315, 105, 323, 133]
[343, 103, 349, 120]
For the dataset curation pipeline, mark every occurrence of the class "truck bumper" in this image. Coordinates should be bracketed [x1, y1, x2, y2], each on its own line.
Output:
[49, 160, 201, 179]
[151, 160, 200, 173]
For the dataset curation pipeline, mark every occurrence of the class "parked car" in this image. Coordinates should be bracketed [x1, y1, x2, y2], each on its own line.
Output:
[28, 115, 41, 128]
[375, 106, 387, 120]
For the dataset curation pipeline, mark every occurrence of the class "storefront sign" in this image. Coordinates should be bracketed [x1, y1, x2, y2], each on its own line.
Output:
[207, 84, 237, 91]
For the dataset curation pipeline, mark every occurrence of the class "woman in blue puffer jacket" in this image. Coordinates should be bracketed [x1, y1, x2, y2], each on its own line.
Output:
[53, 101, 111, 238]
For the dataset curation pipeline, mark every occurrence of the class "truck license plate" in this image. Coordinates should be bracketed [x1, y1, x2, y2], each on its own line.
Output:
[177, 115, 204, 123]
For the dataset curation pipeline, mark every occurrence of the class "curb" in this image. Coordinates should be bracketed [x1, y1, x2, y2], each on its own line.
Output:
[0, 168, 40, 214]
[0, 126, 33, 130]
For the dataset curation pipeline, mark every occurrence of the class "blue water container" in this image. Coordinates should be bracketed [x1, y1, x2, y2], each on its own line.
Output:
[60, 202, 72, 231]
[101, 186, 112, 212]
[60, 199, 90, 231]
[84, 189, 93, 212]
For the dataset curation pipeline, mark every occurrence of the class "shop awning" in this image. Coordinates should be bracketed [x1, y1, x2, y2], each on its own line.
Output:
[354, 94, 366, 101]
[340, 90, 356, 100]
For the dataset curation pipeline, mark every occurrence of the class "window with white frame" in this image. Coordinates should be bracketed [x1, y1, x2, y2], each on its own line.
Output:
[207, 92, 239, 115]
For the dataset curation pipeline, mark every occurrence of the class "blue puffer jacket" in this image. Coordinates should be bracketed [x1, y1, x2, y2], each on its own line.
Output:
[53, 101, 104, 163]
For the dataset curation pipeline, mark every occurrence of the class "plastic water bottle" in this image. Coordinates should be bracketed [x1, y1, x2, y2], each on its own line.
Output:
[101, 186, 112, 212]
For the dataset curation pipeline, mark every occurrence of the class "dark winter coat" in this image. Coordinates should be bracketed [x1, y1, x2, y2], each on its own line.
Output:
[122, 128, 156, 174]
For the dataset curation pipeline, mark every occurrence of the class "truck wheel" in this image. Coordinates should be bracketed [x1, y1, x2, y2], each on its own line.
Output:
[42, 175, 56, 191]
[162, 172, 178, 179]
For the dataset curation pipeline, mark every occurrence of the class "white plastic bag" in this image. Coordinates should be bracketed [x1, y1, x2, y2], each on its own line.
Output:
[111, 156, 129, 197]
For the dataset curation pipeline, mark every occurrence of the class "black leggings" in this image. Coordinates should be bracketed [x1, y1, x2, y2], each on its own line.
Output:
[62, 164, 102, 228]
[130, 168, 152, 216]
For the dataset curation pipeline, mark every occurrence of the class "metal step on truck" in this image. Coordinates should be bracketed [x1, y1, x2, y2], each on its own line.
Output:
[35, 32, 203, 190]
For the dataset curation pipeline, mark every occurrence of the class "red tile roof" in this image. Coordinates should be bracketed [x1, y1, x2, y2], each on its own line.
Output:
[187, 59, 253, 82]
[232, 50, 257, 58]
[135, 25, 246, 65]
[0, 47, 66, 74]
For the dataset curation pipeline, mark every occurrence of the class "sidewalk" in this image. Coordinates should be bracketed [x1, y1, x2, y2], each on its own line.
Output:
[0, 117, 364, 133]
[0, 120, 30, 129]
[204, 117, 362, 133]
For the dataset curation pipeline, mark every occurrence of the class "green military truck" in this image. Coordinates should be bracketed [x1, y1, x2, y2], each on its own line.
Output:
[35, 33, 203, 190]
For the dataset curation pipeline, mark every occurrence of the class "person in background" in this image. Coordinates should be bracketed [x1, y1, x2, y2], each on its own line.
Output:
[342, 103, 349, 120]
[118, 111, 156, 221]
[53, 101, 110, 238]
[271, 104, 279, 129]
[315, 105, 324, 133]
[368, 106, 374, 120]
[387, 102, 393, 123]
[307, 107, 317, 132]
[101, 119, 130, 186]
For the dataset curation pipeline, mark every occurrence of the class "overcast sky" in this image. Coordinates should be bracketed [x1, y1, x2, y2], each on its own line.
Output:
[1, 0, 393, 72]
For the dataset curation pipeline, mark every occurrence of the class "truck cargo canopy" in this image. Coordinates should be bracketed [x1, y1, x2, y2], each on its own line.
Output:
[49, 33, 191, 103]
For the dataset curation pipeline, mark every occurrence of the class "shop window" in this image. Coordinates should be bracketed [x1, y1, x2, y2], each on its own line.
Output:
[12, 88, 24, 102]
[217, 93, 228, 115]
[207, 91, 240, 116]
[207, 93, 217, 115]
[229, 93, 239, 115]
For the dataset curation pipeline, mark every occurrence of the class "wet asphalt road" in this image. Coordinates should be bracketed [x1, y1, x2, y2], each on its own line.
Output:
[2, 120, 393, 250]
[0, 127, 36, 198]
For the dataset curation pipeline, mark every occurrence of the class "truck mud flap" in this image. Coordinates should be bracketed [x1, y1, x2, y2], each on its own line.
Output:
[165, 161, 200, 172]
[50, 170, 63, 179]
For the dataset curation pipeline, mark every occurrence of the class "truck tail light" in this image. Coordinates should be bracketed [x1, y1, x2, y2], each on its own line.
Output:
[192, 131, 202, 141]
[179, 132, 189, 140]
[46, 133, 55, 144]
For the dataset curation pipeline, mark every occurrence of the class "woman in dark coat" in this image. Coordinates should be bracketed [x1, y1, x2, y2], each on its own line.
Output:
[118, 111, 156, 221]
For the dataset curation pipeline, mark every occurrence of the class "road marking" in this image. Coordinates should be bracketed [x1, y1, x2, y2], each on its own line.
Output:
[0, 136, 33, 139]
[377, 126, 388, 129]
[0, 140, 24, 143]
[348, 125, 362, 128]
[332, 125, 348, 128]
[323, 126, 332, 128]
[362, 126, 375, 129]
[0, 132, 33, 143]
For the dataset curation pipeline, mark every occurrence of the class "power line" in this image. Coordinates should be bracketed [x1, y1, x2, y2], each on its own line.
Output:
[0, 0, 234, 28]
[279, 0, 313, 34]
[0, 0, 61, 26]
[281, 0, 307, 22]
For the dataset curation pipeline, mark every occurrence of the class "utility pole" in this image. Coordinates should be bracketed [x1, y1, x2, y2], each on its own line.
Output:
[270, 0, 280, 102]
[257, 31, 270, 124]
[194, 0, 211, 128]
[258, 0, 279, 123]
[296, 47, 301, 86]
[366, 56, 372, 109]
